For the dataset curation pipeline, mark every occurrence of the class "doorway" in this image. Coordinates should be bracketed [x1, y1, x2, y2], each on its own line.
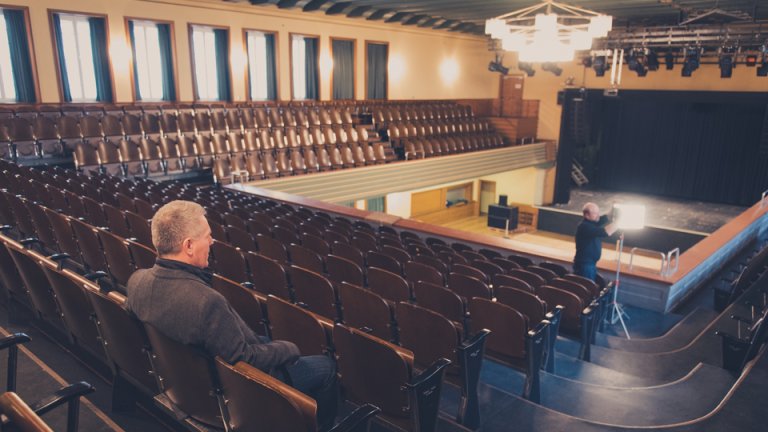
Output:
[479, 180, 496, 214]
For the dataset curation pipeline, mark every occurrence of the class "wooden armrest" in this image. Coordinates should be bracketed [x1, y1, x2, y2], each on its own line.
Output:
[0, 392, 54, 432]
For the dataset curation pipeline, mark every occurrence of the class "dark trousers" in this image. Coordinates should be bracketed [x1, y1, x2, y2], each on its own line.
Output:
[280, 355, 338, 430]
[573, 262, 597, 282]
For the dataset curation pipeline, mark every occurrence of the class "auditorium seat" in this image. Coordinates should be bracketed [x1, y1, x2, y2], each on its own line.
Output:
[537, 285, 585, 338]
[367, 267, 411, 303]
[246, 252, 291, 300]
[288, 265, 339, 321]
[333, 323, 450, 432]
[210, 241, 249, 283]
[39, 262, 105, 358]
[448, 272, 492, 300]
[289, 244, 325, 274]
[215, 358, 379, 432]
[396, 301, 489, 428]
[266, 294, 331, 356]
[211, 274, 267, 336]
[142, 322, 226, 429]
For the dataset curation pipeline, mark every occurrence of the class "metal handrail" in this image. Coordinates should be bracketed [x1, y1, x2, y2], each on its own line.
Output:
[665, 247, 680, 276]
[628, 247, 667, 274]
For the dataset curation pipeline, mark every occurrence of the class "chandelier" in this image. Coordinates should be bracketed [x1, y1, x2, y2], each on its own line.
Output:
[485, 0, 613, 63]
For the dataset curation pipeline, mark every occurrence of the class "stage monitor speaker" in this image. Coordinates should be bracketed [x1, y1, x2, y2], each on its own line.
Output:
[499, 195, 508, 207]
[487, 205, 518, 230]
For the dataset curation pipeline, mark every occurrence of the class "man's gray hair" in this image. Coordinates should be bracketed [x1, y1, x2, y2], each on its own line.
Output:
[151, 200, 207, 255]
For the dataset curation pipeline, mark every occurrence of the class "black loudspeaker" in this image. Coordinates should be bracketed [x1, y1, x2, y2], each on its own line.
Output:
[499, 195, 508, 207]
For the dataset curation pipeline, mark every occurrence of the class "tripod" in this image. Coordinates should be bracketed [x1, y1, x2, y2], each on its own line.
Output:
[610, 233, 631, 339]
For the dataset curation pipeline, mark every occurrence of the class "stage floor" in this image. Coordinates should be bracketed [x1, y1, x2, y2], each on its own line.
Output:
[548, 188, 747, 234]
[433, 216, 666, 274]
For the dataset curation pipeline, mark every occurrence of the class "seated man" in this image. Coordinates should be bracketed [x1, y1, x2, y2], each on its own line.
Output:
[126, 200, 337, 429]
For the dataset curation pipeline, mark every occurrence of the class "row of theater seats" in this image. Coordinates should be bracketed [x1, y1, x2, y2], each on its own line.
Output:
[72, 127, 391, 181]
[0, 332, 95, 432]
[0, 160, 602, 428]
[0, 100, 478, 162]
[387, 119, 506, 159]
[0, 228, 385, 431]
[372, 103, 474, 129]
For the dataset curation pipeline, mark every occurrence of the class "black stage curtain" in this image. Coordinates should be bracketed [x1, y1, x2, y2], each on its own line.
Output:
[556, 90, 768, 207]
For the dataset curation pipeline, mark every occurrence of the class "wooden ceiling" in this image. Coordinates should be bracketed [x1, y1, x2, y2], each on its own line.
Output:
[229, 0, 766, 35]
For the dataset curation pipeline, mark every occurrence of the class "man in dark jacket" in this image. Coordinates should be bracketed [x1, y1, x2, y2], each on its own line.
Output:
[126, 200, 337, 429]
[573, 202, 618, 281]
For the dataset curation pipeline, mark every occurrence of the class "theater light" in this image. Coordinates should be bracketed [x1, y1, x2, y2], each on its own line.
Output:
[681, 47, 701, 77]
[718, 47, 735, 78]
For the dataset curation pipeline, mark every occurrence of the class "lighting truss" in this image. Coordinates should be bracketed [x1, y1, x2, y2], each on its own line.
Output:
[485, 0, 612, 63]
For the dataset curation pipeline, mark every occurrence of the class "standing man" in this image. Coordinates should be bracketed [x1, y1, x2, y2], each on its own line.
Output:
[126, 200, 338, 429]
[573, 202, 618, 282]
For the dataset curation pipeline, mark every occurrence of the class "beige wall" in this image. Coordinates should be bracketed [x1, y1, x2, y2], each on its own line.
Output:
[479, 165, 552, 207]
[13, 0, 499, 103]
[517, 57, 768, 140]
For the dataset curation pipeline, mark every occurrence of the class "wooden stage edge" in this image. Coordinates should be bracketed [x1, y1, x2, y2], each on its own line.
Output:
[228, 183, 768, 313]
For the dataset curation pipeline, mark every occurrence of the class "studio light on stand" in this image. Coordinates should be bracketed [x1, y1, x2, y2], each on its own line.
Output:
[610, 203, 646, 339]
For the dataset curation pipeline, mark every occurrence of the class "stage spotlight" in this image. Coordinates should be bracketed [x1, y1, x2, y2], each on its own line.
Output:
[665, 51, 675, 70]
[592, 56, 607, 77]
[488, 60, 509, 75]
[518, 62, 536, 77]
[719, 47, 735, 78]
[681, 47, 701, 77]
[646, 51, 659, 71]
[626, 49, 648, 77]
[541, 62, 562, 76]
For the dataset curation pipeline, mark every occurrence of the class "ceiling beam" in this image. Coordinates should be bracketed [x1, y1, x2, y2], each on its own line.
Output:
[366, 8, 392, 21]
[347, 6, 371, 18]
[402, 14, 428, 25]
[418, 17, 439, 27]
[302, 0, 330, 12]
[385, 12, 410, 23]
[326, 2, 352, 15]
[276, 0, 299, 9]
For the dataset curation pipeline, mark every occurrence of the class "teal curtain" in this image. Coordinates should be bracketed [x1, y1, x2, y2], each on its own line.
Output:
[367, 197, 385, 212]
[52, 14, 71, 102]
[367, 43, 388, 100]
[264, 33, 277, 100]
[3, 9, 35, 102]
[214, 28, 230, 101]
[332, 39, 354, 100]
[127, 21, 141, 100]
[157, 24, 176, 101]
[88, 17, 113, 102]
[304, 37, 318, 100]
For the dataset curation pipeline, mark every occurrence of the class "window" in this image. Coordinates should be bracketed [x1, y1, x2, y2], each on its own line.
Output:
[129, 20, 175, 101]
[245, 30, 277, 101]
[332, 39, 354, 100]
[190, 25, 230, 101]
[291, 35, 318, 100]
[0, 12, 16, 102]
[366, 42, 388, 99]
[52, 12, 112, 102]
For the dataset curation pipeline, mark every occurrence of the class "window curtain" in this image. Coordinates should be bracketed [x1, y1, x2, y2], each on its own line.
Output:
[127, 21, 141, 100]
[367, 197, 385, 212]
[367, 43, 387, 99]
[52, 14, 71, 102]
[264, 33, 277, 100]
[157, 23, 176, 101]
[332, 40, 354, 100]
[88, 17, 113, 102]
[3, 9, 35, 102]
[213, 28, 230, 101]
[304, 37, 318, 100]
